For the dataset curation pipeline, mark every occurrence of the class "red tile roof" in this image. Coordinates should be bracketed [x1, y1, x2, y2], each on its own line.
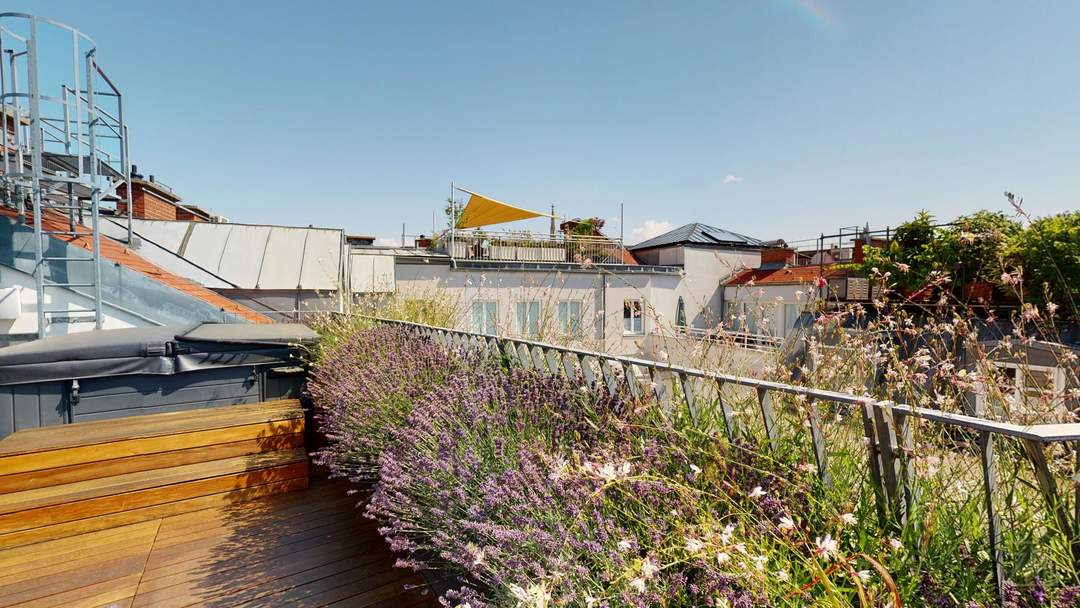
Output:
[1, 207, 273, 324]
[725, 264, 844, 286]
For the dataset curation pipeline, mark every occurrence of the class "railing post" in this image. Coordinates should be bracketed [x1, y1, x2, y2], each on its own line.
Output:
[978, 431, 1005, 603]
[516, 343, 533, 369]
[676, 372, 696, 423]
[806, 397, 831, 488]
[560, 351, 578, 380]
[756, 387, 779, 452]
[895, 410, 918, 523]
[643, 366, 667, 405]
[1023, 439, 1080, 567]
[713, 380, 738, 440]
[599, 359, 620, 395]
[545, 348, 563, 377]
[623, 363, 643, 399]
[577, 355, 598, 389]
[859, 401, 888, 525]
[530, 346, 547, 371]
[872, 403, 904, 525]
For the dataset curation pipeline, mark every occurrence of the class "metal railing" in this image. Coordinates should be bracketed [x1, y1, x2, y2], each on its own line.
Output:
[682, 325, 784, 351]
[440, 230, 625, 264]
[372, 316, 1080, 602]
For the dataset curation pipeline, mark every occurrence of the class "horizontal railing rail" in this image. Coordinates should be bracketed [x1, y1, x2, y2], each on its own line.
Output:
[682, 325, 784, 351]
[369, 315, 1080, 602]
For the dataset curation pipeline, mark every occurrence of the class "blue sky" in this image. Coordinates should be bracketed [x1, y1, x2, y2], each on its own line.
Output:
[10, 1, 1080, 245]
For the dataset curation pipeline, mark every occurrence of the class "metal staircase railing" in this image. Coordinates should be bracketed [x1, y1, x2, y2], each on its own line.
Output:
[0, 13, 131, 338]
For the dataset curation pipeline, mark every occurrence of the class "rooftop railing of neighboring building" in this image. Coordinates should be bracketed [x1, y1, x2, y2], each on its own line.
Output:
[437, 230, 627, 265]
[682, 325, 784, 351]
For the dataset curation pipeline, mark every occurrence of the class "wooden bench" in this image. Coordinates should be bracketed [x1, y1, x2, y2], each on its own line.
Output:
[0, 400, 309, 549]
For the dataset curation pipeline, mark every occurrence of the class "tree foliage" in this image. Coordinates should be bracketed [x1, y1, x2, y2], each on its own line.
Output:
[852, 207, 1080, 321]
[1008, 210, 1080, 321]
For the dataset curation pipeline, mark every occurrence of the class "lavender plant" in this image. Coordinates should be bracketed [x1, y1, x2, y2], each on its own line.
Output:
[308, 324, 464, 481]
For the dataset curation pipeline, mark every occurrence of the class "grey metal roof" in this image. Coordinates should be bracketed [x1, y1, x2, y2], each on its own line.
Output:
[628, 223, 765, 250]
[102, 218, 345, 291]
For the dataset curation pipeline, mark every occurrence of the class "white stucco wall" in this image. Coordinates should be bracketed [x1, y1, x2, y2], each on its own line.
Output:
[676, 246, 762, 330]
[722, 283, 815, 340]
[392, 261, 687, 357]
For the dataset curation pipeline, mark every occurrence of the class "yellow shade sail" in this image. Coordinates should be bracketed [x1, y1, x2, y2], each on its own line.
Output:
[455, 188, 555, 229]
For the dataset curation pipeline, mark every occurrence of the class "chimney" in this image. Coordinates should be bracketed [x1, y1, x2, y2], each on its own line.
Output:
[760, 247, 796, 269]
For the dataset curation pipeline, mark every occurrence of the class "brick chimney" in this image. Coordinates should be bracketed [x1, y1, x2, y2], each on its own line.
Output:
[760, 247, 796, 268]
[116, 172, 209, 222]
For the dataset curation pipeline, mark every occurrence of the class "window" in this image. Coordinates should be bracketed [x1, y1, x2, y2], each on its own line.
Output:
[557, 300, 582, 336]
[623, 299, 644, 335]
[675, 297, 687, 330]
[996, 362, 1064, 407]
[734, 302, 758, 335]
[975, 362, 1069, 417]
[516, 301, 541, 337]
[471, 301, 498, 335]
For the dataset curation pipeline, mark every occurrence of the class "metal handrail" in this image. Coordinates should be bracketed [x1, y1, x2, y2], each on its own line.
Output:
[368, 315, 1080, 601]
[371, 316, 1071, 440]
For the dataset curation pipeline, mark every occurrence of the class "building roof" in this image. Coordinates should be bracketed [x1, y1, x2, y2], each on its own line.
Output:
[102, 218, 344, 291]
[628, 223, 766, 251]
[1, 208, 272, 323]
[724, 264, 844, 286]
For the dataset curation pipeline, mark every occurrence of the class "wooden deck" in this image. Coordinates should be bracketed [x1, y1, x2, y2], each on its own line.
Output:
[0, 477, 437, 608]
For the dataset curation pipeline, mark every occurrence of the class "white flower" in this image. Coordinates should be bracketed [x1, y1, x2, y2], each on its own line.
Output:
[585, 596, 597, 607]
[839, 512, 857, 526]
[685, 536, 705, 553]
[748, 486, 766, 499]
[716, 551, 731, 564]
[617, 538, 633, 552]
[641, 557, 659, 578]
[596, 461, 631, 482]
[720, 524, 736, 544]
[813, 534, 839, 561]
[778, 516, 795, 533]
[507, 582, 551, 608]
[509, 584, 529, 602]
[887, 537, 903, 551]
[776, 569, 790, 581]
[465, 542, 485, 566]
[689, 464, 702, 476]
[629, 577, 647, 593]
[857, 570, 871, 583]
[750, 555, 768, 571]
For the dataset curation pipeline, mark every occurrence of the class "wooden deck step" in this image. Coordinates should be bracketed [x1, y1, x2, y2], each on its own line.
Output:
[0, 400, 309, 548]
[0, 449, 307, 516]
